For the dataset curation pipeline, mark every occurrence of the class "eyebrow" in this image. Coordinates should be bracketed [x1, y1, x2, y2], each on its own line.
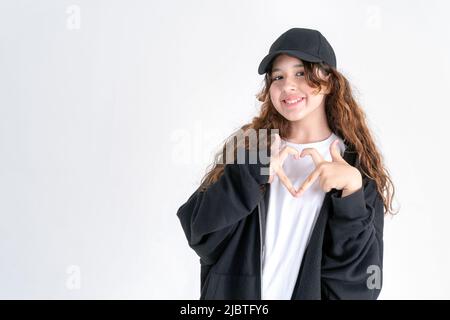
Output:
[271, 64, 304, 73]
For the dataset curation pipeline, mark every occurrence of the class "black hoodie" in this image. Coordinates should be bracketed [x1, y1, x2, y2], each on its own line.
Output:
[177, 145, 384, 299]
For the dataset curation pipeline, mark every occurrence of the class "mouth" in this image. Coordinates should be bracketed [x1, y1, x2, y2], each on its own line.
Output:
[282, 97, 306, 108]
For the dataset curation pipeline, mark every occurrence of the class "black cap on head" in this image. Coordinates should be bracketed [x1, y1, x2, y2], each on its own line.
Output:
[258, 28, 337, 75]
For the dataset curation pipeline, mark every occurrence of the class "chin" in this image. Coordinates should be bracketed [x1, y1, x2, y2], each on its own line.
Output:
[282, 111, 309, 122]
[285, 115, 305, 122]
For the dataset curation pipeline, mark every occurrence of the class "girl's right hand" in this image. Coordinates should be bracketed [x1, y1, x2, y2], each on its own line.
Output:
[268, 134, 301, 197]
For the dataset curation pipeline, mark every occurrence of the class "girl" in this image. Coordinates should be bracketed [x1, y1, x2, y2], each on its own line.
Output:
[177, 28, 396, 300]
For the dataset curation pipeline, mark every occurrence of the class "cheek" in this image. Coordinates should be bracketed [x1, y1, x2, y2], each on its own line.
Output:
[297, 82, 316, 96]
[269, 86, 280, 104]
[305, 94, 326, 111]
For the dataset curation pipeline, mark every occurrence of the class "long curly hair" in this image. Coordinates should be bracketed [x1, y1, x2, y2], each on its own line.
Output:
[198, 59, 397, 215]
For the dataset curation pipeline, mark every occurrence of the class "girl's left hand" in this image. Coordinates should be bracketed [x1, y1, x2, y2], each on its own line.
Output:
[294, 140, 362, 198]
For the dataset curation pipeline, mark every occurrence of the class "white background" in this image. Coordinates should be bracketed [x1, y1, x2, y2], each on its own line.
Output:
[1, 0, 449, 299]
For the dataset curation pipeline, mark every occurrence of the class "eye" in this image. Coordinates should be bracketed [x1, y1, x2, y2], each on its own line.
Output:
[271, 75, 282, 81]
[271, 71, 305, 81]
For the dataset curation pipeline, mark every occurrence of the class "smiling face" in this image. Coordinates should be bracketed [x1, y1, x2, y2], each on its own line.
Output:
[269, 54, 330, 122]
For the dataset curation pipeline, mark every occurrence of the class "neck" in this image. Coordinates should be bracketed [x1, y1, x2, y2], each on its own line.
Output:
[285, 105, 332, 144]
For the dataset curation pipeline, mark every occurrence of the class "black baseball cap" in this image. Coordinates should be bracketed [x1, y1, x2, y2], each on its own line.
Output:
[258, 28, 337, 75]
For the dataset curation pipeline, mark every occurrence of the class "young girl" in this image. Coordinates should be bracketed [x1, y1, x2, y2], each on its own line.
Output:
[177, 28, 396, 300]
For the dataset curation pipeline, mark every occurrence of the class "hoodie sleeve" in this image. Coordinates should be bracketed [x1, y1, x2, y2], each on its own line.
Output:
[321, 178, 385, 300]
[176, 149, 270, 266]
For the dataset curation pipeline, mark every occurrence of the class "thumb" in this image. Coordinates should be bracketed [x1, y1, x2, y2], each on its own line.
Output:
[330, 139, 344, 162]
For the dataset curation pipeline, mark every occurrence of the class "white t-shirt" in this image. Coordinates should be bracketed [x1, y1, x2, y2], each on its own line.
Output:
[261, 132, 346, 300]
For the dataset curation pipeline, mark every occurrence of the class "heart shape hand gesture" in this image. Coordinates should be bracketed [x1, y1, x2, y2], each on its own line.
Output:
[268, 134, 363, 198]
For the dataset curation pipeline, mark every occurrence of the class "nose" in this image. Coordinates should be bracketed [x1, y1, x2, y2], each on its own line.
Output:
[283, 75, 298, 91]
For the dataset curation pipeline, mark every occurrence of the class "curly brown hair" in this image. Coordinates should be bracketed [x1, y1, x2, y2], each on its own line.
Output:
[198, 59, 397, 216]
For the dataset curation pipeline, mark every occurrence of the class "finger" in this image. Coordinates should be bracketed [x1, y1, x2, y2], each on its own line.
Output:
[296, 167, 321, 196]
[277, 169, 298, 197]
[300, 147, 324, 166]
[330, 139, 344, 162]
[281, 145, 301, 161]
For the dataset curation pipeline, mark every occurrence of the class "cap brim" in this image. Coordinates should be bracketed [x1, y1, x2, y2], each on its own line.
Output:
[257, 50, 323, 75]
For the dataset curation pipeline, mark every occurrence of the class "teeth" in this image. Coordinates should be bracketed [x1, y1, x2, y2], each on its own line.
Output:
[285, 98, 303, 104]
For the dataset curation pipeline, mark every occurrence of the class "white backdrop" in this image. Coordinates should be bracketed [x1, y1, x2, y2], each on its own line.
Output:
[1, 0, 449, 299]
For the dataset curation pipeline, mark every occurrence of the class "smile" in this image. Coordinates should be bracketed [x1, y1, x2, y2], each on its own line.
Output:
[282, 97, 305, 107]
